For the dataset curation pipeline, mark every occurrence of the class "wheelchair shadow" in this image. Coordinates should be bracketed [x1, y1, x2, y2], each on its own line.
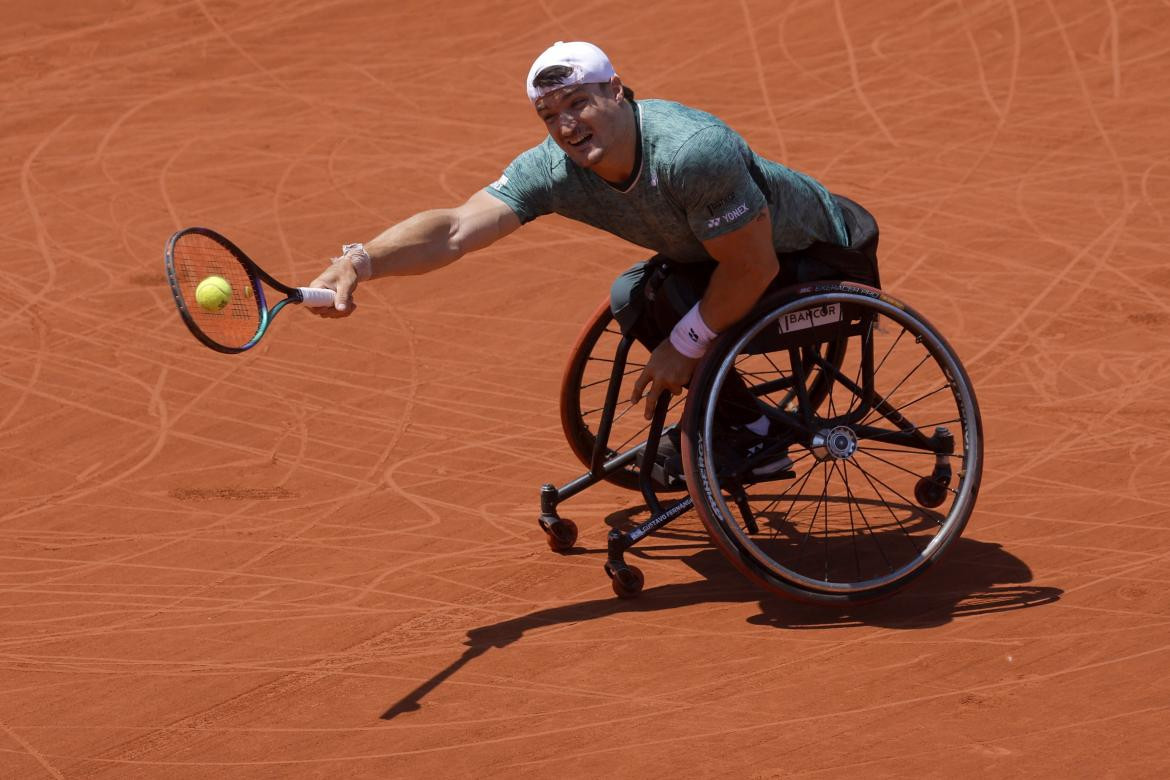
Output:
[380, 524, 1060, 720]
[745, 537, 1062, 630]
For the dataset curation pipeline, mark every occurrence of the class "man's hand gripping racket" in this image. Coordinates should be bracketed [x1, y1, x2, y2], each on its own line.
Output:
[164, 227, 338, 354]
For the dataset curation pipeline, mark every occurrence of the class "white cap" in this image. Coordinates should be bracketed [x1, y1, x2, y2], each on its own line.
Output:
[526, 41, 617, 103]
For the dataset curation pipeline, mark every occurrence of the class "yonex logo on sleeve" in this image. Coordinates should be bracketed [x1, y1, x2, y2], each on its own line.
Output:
[490, 174, 509, 191]
[707, 202, 748, 230]
[724, 203, 748, 221]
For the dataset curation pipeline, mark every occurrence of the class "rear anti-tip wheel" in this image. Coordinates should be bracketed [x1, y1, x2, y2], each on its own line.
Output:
[605, 563, 645, 598]
[914, 477, 949, 509]
[541, 516, 578, 553]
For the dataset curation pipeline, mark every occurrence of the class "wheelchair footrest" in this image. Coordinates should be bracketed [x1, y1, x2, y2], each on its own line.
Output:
[634, 452, 685, 490]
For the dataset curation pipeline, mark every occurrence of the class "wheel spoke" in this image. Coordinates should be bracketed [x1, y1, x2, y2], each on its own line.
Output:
[612, 394, 686, 452]
[579, 366, 643, 392]
[855, 447, 932, 483]
[857, 444, 953, 457]
[845, 321, 873, 418]
[827, 374, 841, 419]
[861, 418, 963, 443]
[874, 325, 906, 375]
[747, 450, 818, 521]
[587, 355, 646, 369]
[794, 460, 833, 565]
[886, 382, 952, 416]
[834, 461, 865, 579]
[765, 457, 823, 540]
[739, 367, 790, 384]
[858, 353, 932, 429]
[857, 449, 959, 499]
[849, 459, 930, 547]
[842, 460, 895, 571]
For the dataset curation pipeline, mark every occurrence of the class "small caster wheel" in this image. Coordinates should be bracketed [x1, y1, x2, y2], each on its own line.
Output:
[606, 564, 645, 599]
[914, 476, 948, 508]
[541, 516, 578, 553]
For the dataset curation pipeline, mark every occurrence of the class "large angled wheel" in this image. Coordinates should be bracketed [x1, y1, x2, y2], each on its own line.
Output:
[681, 282, 983, 605]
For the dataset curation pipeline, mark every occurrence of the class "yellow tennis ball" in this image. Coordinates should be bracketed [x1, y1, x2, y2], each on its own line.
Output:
[195, 275, 232, 312]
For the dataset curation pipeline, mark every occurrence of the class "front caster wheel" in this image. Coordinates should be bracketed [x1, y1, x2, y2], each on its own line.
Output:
[605, 563, 645, 598]
[541, 515, 578, 553]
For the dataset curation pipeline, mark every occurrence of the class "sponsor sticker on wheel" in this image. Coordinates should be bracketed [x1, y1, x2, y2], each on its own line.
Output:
[777, 303, 841, 334]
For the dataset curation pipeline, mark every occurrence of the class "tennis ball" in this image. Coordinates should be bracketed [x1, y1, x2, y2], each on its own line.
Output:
[195, 275, 232, 312]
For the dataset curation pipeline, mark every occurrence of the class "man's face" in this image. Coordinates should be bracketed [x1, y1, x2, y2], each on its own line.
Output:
[534, 81, 626, 169]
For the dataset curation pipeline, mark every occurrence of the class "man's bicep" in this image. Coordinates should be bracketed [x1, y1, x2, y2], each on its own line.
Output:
[453, 190, 523, 254]
[695, 211, 779, 332]
[701, 210, 776, 267]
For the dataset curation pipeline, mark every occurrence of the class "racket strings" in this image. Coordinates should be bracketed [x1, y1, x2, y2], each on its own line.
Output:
[173, 234, 262, 349]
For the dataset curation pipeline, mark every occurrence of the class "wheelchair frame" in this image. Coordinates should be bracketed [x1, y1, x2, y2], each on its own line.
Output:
[539, 281, 981, 601]
[538, 323, 691, 597]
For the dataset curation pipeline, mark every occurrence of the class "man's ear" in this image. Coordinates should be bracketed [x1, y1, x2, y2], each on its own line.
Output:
[610, 75, 625, 101]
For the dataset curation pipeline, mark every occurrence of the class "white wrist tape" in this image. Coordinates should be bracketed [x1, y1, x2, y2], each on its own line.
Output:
[339, 243, 372, 282]
[669, 303, 718, 358]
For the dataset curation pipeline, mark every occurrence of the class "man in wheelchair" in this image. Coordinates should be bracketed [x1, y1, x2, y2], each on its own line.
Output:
[307, 40, 879, 483]
[307, 41, 982, 603]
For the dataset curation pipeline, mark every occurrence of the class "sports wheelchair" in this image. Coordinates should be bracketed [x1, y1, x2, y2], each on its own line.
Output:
[537, 215, 983, 604]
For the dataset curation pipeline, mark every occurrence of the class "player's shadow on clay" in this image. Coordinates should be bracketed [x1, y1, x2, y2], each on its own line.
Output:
[380, 508, 1061, 720]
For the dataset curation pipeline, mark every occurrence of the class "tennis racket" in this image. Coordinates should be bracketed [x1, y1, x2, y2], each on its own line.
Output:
[165, 227, 336, 354]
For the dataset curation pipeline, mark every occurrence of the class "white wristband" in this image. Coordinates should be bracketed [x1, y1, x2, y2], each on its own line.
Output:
[339, 243, 372, 282]
[670, 303, 718, 358]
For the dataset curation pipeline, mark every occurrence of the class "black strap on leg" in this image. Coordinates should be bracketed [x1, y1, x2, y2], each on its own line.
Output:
[618, 255, 682, 350]
[642, 255, 672, 304]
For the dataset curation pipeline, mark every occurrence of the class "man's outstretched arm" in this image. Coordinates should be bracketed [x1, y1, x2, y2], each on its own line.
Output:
[308, 190, 522, 316]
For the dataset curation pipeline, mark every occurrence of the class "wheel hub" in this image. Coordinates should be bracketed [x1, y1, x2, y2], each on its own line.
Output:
[812, 425, 858, 461]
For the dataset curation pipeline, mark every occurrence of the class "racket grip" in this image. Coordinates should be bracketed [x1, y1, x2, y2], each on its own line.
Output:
[297, 287, 337, 308]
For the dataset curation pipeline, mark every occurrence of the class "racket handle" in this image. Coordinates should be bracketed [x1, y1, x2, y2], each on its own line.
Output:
[297, 287, 337, 308]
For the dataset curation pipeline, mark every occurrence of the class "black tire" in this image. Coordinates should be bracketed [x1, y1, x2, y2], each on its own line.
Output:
[681, 282, 983, 606]
[543, 517, 578, 553]
[608, 564, 645, 598]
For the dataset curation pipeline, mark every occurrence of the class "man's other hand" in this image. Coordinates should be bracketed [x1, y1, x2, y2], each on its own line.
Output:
[630, 341, 699, 420]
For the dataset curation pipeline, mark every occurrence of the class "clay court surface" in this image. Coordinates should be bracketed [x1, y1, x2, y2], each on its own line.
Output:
[2, 0, 1170, 776]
